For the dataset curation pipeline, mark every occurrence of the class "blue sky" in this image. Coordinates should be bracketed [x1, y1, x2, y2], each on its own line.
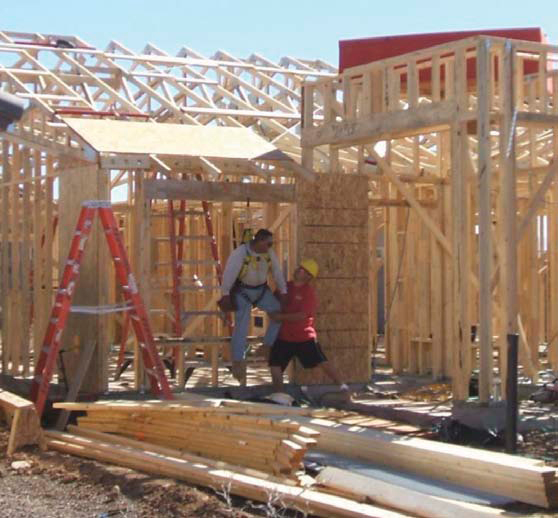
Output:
[2, 0, 557, 66]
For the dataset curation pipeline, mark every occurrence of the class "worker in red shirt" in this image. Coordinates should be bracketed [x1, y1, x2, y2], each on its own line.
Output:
[268, 259, 349, 394]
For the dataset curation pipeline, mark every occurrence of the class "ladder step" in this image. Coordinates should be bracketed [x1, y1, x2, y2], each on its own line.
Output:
[70, 303, 133, 314]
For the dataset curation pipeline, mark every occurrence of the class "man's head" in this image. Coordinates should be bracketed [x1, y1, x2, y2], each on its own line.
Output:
[251, 228, 274, 253]
[294, 258, 318, 284]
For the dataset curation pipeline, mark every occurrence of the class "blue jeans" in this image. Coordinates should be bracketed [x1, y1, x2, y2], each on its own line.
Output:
[231, 285, 281, 361]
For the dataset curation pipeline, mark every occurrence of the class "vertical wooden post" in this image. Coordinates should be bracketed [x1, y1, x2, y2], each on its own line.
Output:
[500, 42, 519, 451]
[451, 47, 472, 401]
[21, 147, 32, 376]
[500, 42, 519, 349]
[32, 150, 44, 364]
[58, 161, 109, 393]
[132, 169, 149, 390]
[301, 85, 314, 171]
[477, 39, 493, 402]
[10, 145, 22, 375]
[1, 141, 11, 373]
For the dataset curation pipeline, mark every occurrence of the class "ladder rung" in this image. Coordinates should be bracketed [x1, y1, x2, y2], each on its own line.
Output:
[70, 303, 133, 314]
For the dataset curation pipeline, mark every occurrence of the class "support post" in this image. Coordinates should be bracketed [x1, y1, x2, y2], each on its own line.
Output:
[477, 39, 493, 402]
[505, 332, 519, 453]
[500, 42, 519, 444]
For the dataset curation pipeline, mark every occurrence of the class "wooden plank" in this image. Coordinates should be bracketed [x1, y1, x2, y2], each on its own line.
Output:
[500, 43, 519, 351]
[21, 147, 32, 376]
[297, 417, 558, 508]
[0, 389, 44, 455]
[32, 149, 44, 364]
[1, 141, 11, 373]
[46, 431, 407, 518]
[302, 100, 456, 147]
[317, 467, 512, 518]
[9, 144, 22, 375]
[145, 179, 295, 203]
[477, 39, 493, 402]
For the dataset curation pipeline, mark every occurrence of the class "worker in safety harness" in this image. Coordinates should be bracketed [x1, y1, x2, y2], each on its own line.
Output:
[221, 229, 287, 385]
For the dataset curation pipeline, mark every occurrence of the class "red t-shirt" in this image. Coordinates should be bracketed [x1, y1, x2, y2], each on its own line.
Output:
[278, 281, 317, 342]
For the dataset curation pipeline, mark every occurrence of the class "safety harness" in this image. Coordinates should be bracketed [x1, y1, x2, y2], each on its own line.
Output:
[235, 243, 272, 307]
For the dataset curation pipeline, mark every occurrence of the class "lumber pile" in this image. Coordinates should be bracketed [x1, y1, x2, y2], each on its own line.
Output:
[0, 388, 45, 455]
[53, 399, 320, 477]
[44, 425, 408, 517]
[296, 416, 558, 509]
[317, 467, 515, 518]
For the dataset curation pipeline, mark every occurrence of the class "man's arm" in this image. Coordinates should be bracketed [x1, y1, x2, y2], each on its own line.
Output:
[221, 246, 245, 295]
[269, 249, 287, 294]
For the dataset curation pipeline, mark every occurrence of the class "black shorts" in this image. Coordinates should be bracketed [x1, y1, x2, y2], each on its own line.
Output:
[268, 339, 327, 371]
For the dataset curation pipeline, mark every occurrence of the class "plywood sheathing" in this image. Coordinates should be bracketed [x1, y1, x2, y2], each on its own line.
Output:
[295, 174, 370, 383]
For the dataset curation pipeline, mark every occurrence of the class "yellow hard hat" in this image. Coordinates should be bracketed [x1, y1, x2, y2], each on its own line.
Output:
[300, 258, 319, 278]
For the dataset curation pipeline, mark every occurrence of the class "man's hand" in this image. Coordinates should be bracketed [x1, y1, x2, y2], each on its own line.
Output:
[217, 294, 234, 312]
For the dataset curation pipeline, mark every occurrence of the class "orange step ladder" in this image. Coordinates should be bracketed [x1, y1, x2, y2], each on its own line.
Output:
[30, 201, 173, 416]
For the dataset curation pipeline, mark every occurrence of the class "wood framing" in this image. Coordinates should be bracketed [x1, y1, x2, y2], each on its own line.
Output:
[302, 35, 558, 400]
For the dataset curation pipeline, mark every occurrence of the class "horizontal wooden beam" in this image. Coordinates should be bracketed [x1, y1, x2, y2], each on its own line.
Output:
[145, 178, 295, 203]
[369, 198, 437, 208]
[302, 100, 456, 147]
[517, 112, 558, 127]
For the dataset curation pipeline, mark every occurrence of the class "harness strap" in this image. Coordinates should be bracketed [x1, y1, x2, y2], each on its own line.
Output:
[238, 243, 271, 281]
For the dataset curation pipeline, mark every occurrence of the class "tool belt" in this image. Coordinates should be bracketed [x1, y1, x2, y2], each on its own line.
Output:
[217, 281, 268, 313]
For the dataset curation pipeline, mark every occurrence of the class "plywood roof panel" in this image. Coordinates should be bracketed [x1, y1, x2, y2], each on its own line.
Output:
[63, 118, 283, 160]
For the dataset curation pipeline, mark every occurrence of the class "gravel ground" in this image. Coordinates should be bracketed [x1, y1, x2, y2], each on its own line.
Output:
[0, 426, 269, 518]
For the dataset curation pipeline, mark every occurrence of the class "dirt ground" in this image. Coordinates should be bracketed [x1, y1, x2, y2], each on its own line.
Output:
[0, 426, 285, 518]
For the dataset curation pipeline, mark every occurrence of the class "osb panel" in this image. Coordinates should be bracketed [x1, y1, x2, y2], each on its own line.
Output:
[298, 208, 368, 227]
[300, 243, 368, 278]
[298, 225, 368, 245]
[297, 174, 369, 210]
[314, 279, 368, 313]
[315, 313, 368, 331]
[295, 173, 370, 385]
[318, 330, 370, 348]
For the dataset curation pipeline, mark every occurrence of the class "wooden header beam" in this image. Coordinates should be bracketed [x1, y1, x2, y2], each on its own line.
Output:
[145, 179, 295, 203]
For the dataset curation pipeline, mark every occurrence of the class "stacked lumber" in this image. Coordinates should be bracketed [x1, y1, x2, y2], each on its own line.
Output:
[0, 388, 45, 455]
[54, 400, 319, 477]
[296, 416, 558, 509]
[317, 467, 515, 518]
[44, 427, 408, 518]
